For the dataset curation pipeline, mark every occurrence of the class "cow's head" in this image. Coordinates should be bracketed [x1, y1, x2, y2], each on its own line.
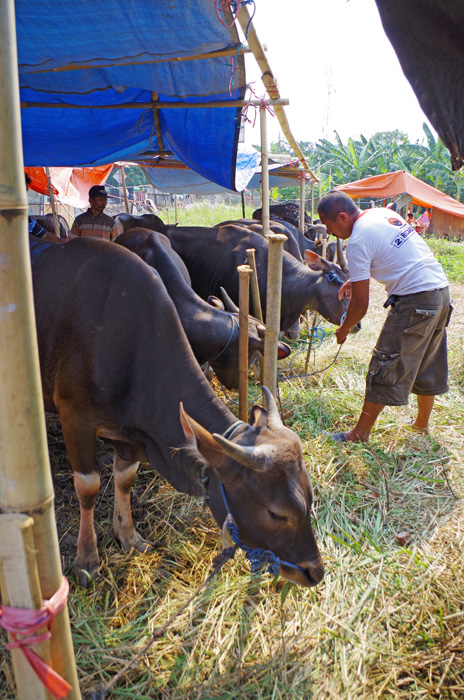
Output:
[304, 249, 361, 332]
[206, 289, 291, 390]
[179, 387, 324, 587]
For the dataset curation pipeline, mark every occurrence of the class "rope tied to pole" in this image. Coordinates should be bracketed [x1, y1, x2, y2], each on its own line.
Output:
[0, 576, 72, 699]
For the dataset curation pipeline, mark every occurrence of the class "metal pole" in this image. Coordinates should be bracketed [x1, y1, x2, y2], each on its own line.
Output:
[238, 265, 252, 422]
[260, 107, 270, 237]
[0, 1, 81, 696]
[45, 167, 60, 237]
[262, 233, 286, 395]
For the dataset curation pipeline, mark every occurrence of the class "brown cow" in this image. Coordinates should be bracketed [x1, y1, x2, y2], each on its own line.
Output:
[29, 236, 324, 588]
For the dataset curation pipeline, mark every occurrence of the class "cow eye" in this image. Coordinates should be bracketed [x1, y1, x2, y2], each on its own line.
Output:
[268, 510, 288, 523]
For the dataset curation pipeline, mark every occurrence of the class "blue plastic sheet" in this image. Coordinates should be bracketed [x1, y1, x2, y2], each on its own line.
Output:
[16, 0, 246, 190]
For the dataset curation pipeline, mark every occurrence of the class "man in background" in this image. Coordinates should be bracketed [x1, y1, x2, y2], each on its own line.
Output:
[70, 185, 120, 240]
[318, 191, 451, 443]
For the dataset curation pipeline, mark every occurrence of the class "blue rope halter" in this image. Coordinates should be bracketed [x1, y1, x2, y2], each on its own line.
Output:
[327, 270, 344, 285]
[219, 481, 306, 578]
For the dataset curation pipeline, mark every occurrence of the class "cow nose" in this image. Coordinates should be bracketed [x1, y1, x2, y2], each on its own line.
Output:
[299, 555, 325, 585]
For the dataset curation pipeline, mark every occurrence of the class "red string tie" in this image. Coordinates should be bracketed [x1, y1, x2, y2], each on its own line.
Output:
[0, 576, 72, 699]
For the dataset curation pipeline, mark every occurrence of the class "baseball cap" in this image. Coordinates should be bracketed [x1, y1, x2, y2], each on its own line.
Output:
[89, 185, 108, 198]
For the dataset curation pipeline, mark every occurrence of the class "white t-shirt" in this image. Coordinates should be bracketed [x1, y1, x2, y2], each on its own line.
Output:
[346, 208, 448, 296]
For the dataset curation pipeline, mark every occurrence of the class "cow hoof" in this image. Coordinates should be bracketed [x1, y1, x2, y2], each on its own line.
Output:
[118, 533, 153, 555]
[73, 560, 100, 588]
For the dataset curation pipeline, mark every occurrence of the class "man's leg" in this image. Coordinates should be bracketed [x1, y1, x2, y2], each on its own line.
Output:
[413, 394, 435, 431]
[344, 401, 385, 443]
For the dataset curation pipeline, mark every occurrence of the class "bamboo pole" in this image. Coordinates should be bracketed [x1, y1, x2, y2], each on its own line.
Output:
[299, 174, 306, 232]
[21, 98, 289, 110]
[236, 5, 318, 183]
[121, 166, 130, 213]
[262, 233, 286, 395]
[310, 181, 315, 223]
[246, 248, 264, 384]
[241, 191, 246, 218]
[245, 248, 263, 323]
[27, 43, 259, 74]
[0, 2, 81, 697]
[44, 166, 60, 238]
[260, 107, 270, 237]
[238, 265, 252, 422]
[174, 194, 178, 224]
[0, 515, 51, 700]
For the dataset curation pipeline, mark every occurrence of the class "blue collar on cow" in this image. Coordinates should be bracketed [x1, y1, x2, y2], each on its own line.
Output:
[208, 314, 238, 364]
[219, 482, 307, 578]
[327, 270, 343, 285]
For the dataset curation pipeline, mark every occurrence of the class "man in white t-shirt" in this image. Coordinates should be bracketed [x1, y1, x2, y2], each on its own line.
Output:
[318, 191, 451, 443]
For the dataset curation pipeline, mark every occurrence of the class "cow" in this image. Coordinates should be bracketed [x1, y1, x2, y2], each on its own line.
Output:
[114, 212, 164, 233]
[33, 213, 70, 239]
[217, 218, 304, 261]
[158, 224, 357, 335]
[29, 236, 324, 588]
[114, 228, 291, 389]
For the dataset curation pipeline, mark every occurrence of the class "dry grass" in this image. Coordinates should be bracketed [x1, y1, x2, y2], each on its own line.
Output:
[1, 263, 464, 699]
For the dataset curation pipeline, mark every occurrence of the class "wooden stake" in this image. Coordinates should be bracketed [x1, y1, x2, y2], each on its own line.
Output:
[263, 233, 286, 395]
[241, 191, 246, 218]
[0, 2, 81, 696]
[238, 265, 252, 422]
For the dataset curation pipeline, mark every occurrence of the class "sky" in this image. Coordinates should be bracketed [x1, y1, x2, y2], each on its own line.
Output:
[240, 0, 437, 149]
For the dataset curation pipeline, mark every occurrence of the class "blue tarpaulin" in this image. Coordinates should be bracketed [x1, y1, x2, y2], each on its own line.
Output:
[16, 0, 246, 190]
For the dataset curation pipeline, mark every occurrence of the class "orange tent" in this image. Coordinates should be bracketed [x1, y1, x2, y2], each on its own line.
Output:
[335, 170, 464, 220]
[24, 164, 113, 208]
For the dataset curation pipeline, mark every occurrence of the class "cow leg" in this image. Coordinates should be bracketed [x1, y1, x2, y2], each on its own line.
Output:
[59, 409, 101, 586]
[113, 453, 153, 554]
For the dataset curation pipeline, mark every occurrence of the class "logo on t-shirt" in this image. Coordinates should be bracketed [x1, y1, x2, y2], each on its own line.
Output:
[391, 224, 415, 248]
[387, 217, 402, 227]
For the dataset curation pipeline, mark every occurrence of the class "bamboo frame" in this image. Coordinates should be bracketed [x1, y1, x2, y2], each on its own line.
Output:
[21, 98, 289, 110]
[121, 166, 130, 213]
[262, 233, 286, 396]
[26, 43, 258, 74]
[238, 265, 252, 422]
[237, 5, 319, 184]
[0, 2, 80, 696]
[245, 249, 263, 323]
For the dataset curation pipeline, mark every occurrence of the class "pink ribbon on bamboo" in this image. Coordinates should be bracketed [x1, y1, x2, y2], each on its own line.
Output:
[0, 576, 72, 699]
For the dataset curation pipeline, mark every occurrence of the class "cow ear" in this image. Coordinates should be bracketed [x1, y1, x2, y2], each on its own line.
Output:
[304, 249, 330, 271]
[250, 405, 267, 428]
[179, 402, 227, 464]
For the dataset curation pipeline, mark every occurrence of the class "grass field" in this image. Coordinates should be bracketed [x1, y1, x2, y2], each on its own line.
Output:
[1, 205, 463, 699]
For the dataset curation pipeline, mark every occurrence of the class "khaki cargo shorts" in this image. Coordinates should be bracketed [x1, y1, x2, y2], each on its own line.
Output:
[365, 287, 452, 406]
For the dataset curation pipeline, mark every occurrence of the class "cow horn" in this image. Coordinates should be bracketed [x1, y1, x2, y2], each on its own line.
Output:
[262, 385, 284, 430]
[212, 434, 272, 471]
[220, 287, 239, 313]
[336, 238, 349, 273]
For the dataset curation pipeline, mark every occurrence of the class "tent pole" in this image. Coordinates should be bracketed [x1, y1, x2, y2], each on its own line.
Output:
[241, 191, 246, 218]
[0, 1, 81, 697]
[45, 166, 60, 237]
[262, 234, 286, 396]
[260, 106, 270, 237]
[121, 166, 130, 213]
[299, 173, 306, 232]
[310, 181, 314, 224]
[238, 265, 252, 422]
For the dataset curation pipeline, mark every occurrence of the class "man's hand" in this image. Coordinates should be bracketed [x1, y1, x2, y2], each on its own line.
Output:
[338, 279, 352, 301]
